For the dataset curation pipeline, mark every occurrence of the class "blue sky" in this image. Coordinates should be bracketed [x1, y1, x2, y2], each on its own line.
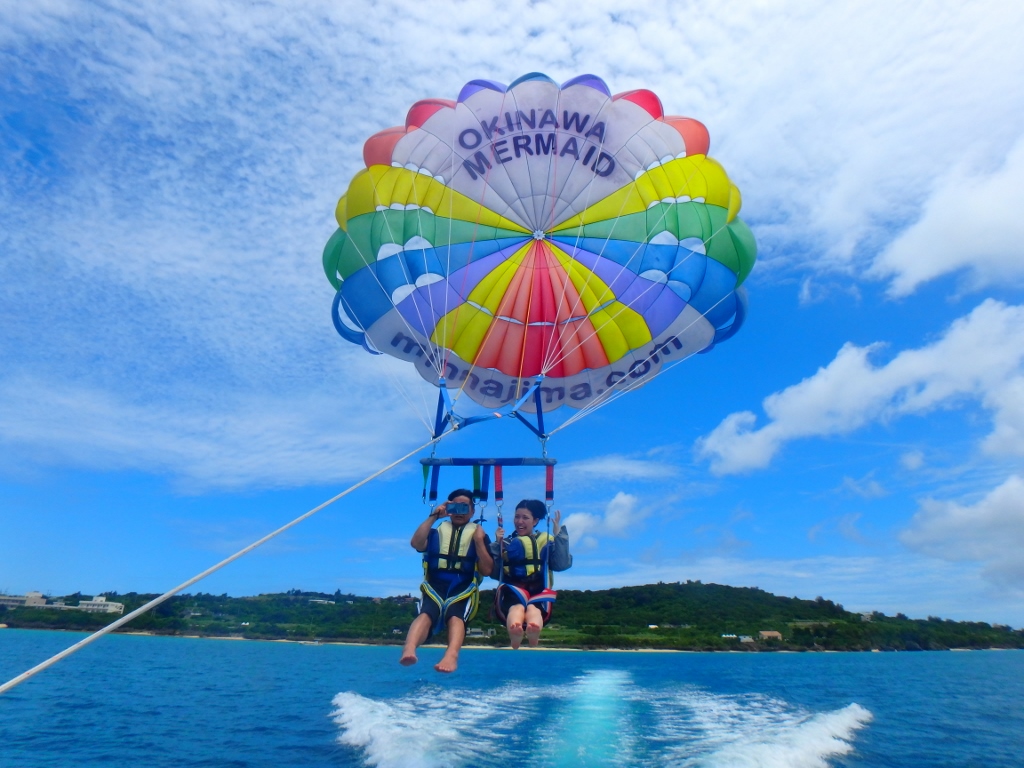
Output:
[3, 1, 1024, 625]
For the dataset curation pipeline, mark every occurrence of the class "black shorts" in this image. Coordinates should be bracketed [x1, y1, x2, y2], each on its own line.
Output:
[418, 585, 476, 635]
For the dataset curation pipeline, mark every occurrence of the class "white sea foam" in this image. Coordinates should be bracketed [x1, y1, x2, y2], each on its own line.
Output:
[701, 703, 873, 768]
[331, 683, 539, 768]
[649, 688, 873, 768]
[333, 674, 872, 768]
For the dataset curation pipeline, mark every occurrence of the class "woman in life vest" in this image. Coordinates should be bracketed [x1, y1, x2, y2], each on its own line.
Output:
[491, 499, 572, 649]
[400, 489, 493, 673]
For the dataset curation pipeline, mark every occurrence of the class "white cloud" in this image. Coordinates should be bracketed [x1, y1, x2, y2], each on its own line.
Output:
[900, 450, 925, 471]
[870, 139, 1024, 296]
[0, 374, 430, 490]
[841, 475, 887, 499]
[3, 0, 1024, 489]
[806, 513, 870, 545]
[564, 491, 642, 546]
[696, 300, 1024, 474]
[561, 455, 678, 483]
[901, 474, 1024, 588]
[979, 376, 1024, 457]
[3, 1, 1023, 281]
[836, 513, 867, 545]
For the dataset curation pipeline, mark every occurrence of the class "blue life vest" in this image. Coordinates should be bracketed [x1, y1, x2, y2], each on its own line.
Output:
[502, 531, 552, 586]
[423, 521, 480, 584]
[420, 521, 482, 629]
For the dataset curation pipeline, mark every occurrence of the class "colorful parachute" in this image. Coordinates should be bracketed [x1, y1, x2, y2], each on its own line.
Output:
[323, 73, 756, 413]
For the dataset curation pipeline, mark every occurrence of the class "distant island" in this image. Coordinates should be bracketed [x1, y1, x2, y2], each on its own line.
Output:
[2, 582, 1022, 651]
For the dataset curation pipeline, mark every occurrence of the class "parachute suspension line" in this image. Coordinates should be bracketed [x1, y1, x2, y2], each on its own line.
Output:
[536, 115, 615, 377]
[336, 295, 434, 431]
[539, 88, 562, 232]
[336, 255, 444, 386]
[541, 236, 697, 383]
[446, 225, 548, 430]
[439, 87, 529, 385]
[550, 287, 736, 435]
[514, 247, 539, 383]
[438, 105, 530, 389]
[554, 301, 727, 434]
[538, 159, 701, 377]
[537, 111, 657, 374]
[539, 144, 713, 378]
[544, 194, 741, 429]
[366, 172, 447, 381]
[433, 146, 546, 434]
[439, 124, 463, 381]
[372, 348, 435, 434]
[0, 435, 448, 698]
[443, 242, 538, 417]
[441, 87, 622, 416]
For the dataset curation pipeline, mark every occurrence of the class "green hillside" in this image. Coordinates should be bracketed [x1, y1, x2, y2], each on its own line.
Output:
[3, 582, 1021, 651]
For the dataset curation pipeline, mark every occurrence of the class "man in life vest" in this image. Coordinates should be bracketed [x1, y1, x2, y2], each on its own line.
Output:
[491, 499, 572, 649]
[399, 489, 493, 673]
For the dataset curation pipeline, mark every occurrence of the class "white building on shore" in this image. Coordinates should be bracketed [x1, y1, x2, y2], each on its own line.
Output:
[77, 596, 124, 614]
[0, 592, 124, 615]
[0, 591, 48, 609]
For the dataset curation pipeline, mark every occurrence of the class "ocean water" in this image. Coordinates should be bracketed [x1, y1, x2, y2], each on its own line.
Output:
[1, 630, 1022, 767]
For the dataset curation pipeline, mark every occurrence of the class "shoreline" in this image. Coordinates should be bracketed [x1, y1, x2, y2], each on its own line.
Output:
[3, 627, 1019, 653]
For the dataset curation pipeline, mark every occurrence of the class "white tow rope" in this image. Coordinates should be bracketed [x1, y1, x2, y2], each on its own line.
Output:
[0, 437, 441, 696]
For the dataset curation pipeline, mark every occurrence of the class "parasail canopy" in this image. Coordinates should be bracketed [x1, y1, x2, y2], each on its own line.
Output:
[323, 73, 756, 415]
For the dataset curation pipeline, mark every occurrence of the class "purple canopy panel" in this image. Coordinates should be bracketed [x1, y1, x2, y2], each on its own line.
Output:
[560, 74, 611, 95]
[457, 79, 507, 102]
[554, 243, 685, 337]
[631, 282, 685, 337]
[446, 240, 529, 298]
[396, 281, 464, 336]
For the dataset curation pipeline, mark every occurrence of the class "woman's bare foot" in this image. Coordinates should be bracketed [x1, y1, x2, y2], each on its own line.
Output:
[399, 650, 418, 666]
[434, 653, 458, 673]
[509, 624, 524, 649]
[526, 622, 541, 647]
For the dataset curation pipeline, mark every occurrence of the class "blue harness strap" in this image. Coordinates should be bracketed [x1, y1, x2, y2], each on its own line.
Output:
[428, 464, 440, 504]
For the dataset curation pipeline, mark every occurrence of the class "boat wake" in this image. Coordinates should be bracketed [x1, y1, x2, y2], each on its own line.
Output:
[331, 671, 872, 767]
[654, 689, 873, 767]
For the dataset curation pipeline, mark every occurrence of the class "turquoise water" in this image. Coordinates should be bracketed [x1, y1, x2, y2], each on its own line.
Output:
[1, 629, 1022, 766]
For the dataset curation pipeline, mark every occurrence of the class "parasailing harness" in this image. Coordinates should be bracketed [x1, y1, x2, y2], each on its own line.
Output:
[421, 450, 558, 625]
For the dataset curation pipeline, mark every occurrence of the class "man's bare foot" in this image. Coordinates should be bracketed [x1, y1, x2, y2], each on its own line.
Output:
[526, 622, 541, 647]
[434, 654, 458, 673]
[399, 650, 418, 666]
[509, 624, 524, 649]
